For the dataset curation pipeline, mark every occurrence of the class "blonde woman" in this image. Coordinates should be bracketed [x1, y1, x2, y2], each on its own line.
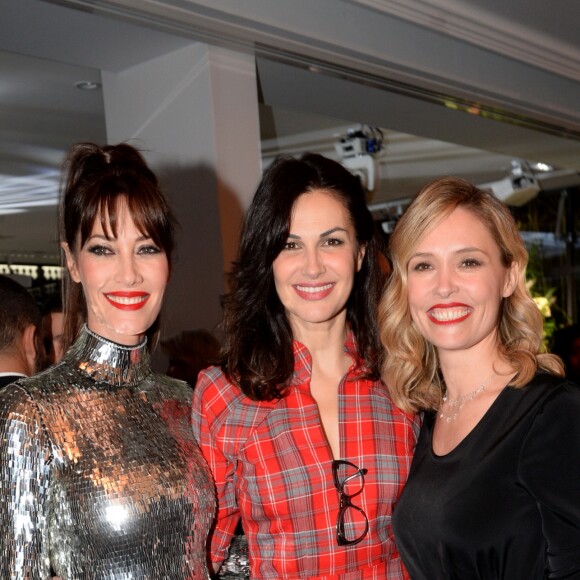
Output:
[380, 177, 580, 579]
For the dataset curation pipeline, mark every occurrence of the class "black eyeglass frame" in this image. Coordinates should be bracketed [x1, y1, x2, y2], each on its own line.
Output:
[331, 459, 369, 546]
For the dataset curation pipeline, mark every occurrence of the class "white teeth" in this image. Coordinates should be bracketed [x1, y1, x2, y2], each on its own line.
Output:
[106, 295, 146, 305]
[296, 283, 333, 293]
[430, 308, 470, 321]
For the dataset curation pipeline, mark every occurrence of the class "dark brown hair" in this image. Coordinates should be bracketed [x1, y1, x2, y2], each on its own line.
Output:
[0, 275, 40, 351]
[60, 142, 176, 352]
[220, 153, 386, 401]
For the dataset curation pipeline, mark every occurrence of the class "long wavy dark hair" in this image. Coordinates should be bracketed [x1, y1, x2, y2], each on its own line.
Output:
[221, 153, 386, 401]
[59, 142, 176, 353]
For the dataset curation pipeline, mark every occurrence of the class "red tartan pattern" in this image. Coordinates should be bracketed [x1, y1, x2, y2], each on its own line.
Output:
[192, 334, 418, 579]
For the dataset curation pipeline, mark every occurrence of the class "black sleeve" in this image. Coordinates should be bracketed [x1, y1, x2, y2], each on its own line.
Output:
[519, 383, 580, 579]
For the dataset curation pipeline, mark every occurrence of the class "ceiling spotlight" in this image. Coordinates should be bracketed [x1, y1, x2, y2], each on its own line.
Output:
[335, 125, 384, 194]
[530, 162, 553, 172]
[479, 160, 540, 206]
[74, 80, 101, 91]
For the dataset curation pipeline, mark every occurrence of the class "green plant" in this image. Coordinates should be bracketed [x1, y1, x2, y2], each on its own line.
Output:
[526, 244, 569, 350]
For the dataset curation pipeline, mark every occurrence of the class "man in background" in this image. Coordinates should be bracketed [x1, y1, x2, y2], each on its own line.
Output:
[40, 292, 65, 367]
[0, 275, 41, 388]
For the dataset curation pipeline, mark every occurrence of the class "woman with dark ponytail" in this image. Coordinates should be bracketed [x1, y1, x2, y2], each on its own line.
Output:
[0, 142, 215, 578]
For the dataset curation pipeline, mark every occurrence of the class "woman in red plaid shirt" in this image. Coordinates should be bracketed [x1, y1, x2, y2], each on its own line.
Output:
[192, 153, 418, 579]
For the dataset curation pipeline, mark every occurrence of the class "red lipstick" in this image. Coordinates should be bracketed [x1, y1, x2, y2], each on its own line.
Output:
[427, 302, 472, 325]
[104, 292, 150, 311]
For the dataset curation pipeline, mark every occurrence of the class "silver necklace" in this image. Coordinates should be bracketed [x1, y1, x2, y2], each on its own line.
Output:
[438, 373, 496, 423]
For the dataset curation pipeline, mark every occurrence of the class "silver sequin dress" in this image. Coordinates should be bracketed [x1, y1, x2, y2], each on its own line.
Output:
[0, 325, 215, 579]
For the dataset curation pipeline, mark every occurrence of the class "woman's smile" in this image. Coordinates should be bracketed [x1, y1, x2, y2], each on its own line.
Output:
[293, 282, 335, 300]
[426, 303, 472, 324]
[104, 291, 151, 310]
[63, 201, 169, 346]
[407, 207, 517, 357]
[272, 189, 365, 337]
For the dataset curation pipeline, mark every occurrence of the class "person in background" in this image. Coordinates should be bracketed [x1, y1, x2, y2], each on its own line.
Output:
[40, 291, 65, 367]
[0, 142, 215, 579]
[161, 328, 221, 387]
[192, 153, 418, 579]
[379, 176, 580, 579]
[0, 274, 41, 389]
[552, 323, 580, 384]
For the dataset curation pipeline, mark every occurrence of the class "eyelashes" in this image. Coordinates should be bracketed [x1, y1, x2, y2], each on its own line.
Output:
[409, 258, 484, 272]
[87, 244, 111, 256]
[138, 245, 162, 255]
[282, 237, 345, 251]
[411, 261, 431, 272]
[324, 237, 345, 247]
[85, 243, 162, 256]
[461, 258, 482, 268]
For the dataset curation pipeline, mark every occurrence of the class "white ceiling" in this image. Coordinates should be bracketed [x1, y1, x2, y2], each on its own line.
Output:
[1, 0, 580, 265]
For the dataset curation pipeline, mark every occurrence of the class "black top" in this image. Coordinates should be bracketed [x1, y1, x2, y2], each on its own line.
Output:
[393, 373, 580, 580]
[0, 374, 24, 389]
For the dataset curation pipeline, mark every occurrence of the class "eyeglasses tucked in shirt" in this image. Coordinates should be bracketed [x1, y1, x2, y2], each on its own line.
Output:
[332, 459, 369, 546]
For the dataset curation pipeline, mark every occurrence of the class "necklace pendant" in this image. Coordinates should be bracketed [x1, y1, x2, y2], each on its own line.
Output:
[438, 372, 497, 423]
[439, 410, 457, 423]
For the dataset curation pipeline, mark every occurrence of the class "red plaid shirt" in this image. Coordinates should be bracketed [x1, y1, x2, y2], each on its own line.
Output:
[192, 334, 418, 579]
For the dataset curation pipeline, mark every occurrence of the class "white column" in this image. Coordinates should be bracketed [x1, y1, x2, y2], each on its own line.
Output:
[101, 42, 261, 347]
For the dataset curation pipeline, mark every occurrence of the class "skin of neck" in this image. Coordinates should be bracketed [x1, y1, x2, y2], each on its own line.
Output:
[290, 310, 350, 374]
[437, 334, 507, 398]
[0, 348, 33, 376]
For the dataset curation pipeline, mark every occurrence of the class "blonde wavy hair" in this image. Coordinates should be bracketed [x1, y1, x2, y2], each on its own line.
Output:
[379, 176, 564, 413]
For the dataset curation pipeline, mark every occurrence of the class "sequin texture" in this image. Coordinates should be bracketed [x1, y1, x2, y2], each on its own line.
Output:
[0, 325, 215, 579]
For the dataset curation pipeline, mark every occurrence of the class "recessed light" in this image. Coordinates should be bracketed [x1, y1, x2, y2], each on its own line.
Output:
[531, 162, 553, 172]
[74, 80, 101, 91]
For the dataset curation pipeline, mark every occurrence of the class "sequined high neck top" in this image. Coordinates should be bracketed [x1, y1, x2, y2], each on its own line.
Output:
[0, 325, 215, 579]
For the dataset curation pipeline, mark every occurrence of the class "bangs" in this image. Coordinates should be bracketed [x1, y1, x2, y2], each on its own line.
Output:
[76, 176, 174, 254]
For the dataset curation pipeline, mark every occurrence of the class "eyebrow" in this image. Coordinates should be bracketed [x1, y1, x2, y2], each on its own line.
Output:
[287, 226, 348, 239]
[86, 233, 151, 242]
[410, 246, 486, 258]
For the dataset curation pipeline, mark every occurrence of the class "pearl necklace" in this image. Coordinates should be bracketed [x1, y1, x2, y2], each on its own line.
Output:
[438, 373, 496, 423]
